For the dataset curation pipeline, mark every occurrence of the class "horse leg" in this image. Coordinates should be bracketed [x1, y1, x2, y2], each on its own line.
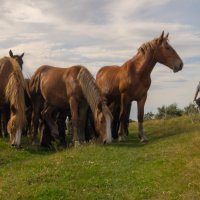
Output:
[0, 111, 2, 138]
[57, 111, 67, 147]
[109, 101, 120, 139]
[125, 102, 132, 136]
[137, 95, 148, 143]
[42, 105, 59, 140]
[85, 108, 98, 141]
[79, 102, 88, 142]
[118, 93, 129, 141]
[31, 102, 41, 145]
[69, 97, 80, 146]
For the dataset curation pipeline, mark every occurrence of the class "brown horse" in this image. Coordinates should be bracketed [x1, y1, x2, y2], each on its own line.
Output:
[96, 31, 183, 142]
[0, 51, 28, 147]
[29, 65, 112, 145]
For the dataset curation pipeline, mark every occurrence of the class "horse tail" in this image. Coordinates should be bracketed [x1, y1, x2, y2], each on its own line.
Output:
[5, 58, 28, 141]
[29, 67, 42, 95]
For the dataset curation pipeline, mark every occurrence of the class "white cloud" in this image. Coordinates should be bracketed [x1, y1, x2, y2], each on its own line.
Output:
[0, 0, 200, 119]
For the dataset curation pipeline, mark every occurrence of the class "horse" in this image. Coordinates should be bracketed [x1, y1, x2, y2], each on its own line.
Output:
[96, 31, 183, 142]
[0, 50, 28, 147]
[29, 65, 112, 146]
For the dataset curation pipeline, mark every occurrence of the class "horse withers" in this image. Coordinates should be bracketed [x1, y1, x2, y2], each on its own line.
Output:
[0, 50, 28, 147]
[29, 65, 112, 147]
[96, 31, 183, 142]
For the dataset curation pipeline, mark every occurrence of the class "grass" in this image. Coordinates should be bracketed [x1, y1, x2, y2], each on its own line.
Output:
[1, 116, 200, 199]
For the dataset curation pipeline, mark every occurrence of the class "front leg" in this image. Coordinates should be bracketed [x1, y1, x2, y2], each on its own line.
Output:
[118, 93, 129, 141]
[137, 94, 148, 143]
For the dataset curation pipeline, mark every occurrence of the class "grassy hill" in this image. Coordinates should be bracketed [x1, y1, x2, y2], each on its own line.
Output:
[1, 116, 200, 200]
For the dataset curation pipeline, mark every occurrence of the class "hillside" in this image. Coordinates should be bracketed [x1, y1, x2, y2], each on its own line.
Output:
[1, 116, 200, 200]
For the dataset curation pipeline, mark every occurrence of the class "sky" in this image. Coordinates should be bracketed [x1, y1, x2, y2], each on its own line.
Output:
[0, 0, 200, 119]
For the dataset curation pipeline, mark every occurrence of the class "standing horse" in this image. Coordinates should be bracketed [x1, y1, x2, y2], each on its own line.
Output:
[96, 31, 183, 142]
[29, 65, 112, 146]
[0, 51, 28, 147]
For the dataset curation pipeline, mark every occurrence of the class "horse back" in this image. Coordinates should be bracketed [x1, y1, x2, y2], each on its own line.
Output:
[30, 65, 83, 109]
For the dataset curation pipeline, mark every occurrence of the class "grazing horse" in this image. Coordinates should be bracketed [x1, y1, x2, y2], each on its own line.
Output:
[96, 31, 183, 142]
[29, 65, 112, 145]
[0, 51, 28, 147]
[0, 50, 25, 138]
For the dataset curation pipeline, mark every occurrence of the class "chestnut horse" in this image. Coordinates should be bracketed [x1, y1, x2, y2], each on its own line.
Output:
[29, 65, 112, 145]
[0, 50, 25, 138]
[96, 31, 183, 142]
[0, 50, 28, 147]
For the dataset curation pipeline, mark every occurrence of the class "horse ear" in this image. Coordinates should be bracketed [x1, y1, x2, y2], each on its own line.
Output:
[165, 32, 169, 40]
[9, 50, 14, 58]
[158, 31, 164, 44]
[20, 52, 24, 58]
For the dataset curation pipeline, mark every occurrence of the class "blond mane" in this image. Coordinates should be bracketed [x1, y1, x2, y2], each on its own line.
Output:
[5, 58, 28, 132]
[77, 67, 112, 118]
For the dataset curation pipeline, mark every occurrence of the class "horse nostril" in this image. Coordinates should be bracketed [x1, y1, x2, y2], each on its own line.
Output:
[103, 140, 107, 145]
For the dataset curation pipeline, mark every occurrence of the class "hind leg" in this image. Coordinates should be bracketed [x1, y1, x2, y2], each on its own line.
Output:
[31, 101, 41, 145]
[0, 111, 2, 138]
[118, 93, 129, 141]
[69, 97, 81, 146]
[57, 110, 67, 147]
[42, 105, 59, 140]
[79, 102, 88, 142]
[137, 95, 148, 143]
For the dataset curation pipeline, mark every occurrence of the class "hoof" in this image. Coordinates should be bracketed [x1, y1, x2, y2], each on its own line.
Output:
[140, 137, 149, 143]
[118, 135, 126, 142]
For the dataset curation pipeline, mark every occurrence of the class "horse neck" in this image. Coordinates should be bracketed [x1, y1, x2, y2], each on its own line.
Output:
[127, 51, 157, 79]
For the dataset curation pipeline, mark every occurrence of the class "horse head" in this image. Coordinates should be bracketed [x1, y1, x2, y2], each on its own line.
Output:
[95, 102, 112, 144]
[9, 50, 24, 69]
[154, 31, 183, 72]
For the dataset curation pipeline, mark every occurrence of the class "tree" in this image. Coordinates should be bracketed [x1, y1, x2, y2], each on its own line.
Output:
[184, 103, 199, 115]
[144, 112, 154, 120]
[155, 103, 183, 119]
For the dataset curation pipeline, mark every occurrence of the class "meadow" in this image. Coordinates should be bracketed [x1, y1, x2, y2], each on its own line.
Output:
[1, 116, 200, 200]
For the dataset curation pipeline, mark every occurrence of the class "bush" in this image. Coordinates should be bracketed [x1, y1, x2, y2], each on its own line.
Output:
[144, 112, 154, 120]
[155, 103, 183, 119]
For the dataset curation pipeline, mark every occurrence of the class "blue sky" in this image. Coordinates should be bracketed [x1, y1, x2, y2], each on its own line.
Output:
[0, 0, 200, 119]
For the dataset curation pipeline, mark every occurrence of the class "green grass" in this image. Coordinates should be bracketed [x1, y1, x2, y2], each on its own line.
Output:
[1, 116, 200, 200]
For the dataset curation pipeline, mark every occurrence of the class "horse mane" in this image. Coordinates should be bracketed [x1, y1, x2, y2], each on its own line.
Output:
[138, 40, 155, 55]
[138, 37, 169, 55]
[77, 67, 112, 118]
[5, 58, 28, 131]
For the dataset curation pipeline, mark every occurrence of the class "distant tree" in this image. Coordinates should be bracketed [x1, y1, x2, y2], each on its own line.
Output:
[144, 112, 154, 120]
[184, 103, 199, 115]
[155, 105, 166, 119]
[165, 103, 183, 117]
[184, 102, 200, 123]
[155, 103, 183, 119]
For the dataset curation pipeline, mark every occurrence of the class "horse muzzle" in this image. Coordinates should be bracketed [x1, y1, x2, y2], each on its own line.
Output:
[173, 61, 183, 73]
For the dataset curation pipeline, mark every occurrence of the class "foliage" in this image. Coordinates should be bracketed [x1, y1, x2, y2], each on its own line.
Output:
[155, 103, 183, 119]
[144, 112, 154, 120]
[184, 103, 199, 115]
[184, 102, 200, 123]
